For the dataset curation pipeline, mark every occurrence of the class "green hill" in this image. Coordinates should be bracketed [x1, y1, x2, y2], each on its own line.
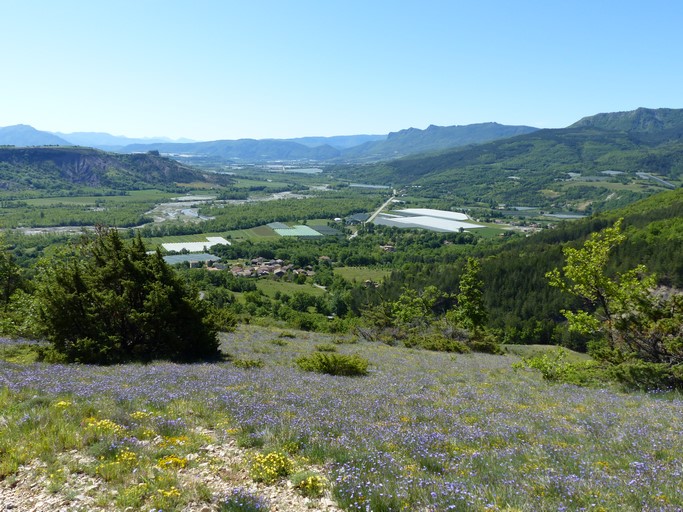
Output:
[0, 146, 220, 190]
[335, 108, 683, 211]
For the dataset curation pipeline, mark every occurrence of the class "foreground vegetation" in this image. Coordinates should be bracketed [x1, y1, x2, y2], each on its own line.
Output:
[2, 327, 683, 511]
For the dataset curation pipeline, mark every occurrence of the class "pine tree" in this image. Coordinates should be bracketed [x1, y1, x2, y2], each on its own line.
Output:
[34, 227, 220, 364]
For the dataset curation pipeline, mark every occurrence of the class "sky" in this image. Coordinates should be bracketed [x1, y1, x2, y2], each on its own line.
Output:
[2, 0, 682, 141]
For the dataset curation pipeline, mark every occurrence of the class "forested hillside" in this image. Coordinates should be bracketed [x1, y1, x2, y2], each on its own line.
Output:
[333, 108, 683, 210]
[371, 188, 683, 346]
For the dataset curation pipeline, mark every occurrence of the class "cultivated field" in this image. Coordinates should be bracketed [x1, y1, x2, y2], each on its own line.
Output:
[2, 328, 682, 511]
[333, 267, 391, 283]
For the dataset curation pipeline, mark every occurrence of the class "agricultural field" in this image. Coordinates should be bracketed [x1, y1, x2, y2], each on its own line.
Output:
[226, 225, 282, 241]
[2, 328, 683, 511]
[255, 279, 327, 298]
[333, 266, 391, 284]
[143, 232, 234, 250]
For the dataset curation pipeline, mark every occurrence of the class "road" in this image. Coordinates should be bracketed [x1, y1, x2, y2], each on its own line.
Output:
[366, 194, 396, 224]
[636, 172, 676, 189]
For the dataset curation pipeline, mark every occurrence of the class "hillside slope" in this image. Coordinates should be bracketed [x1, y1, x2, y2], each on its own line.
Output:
[0, 147, 216, 190]
[336, 108, 683, 209]
[341, 122, 538, 161]
[377, 188, 683, 346]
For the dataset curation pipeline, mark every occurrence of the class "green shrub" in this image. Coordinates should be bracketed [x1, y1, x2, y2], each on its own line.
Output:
[314, 343, 337, 352]
[232, 358, 265, 369]
[0, 343, 42, 364]
[333, 336, 357, 345]
[467, 331, 503, 354]
[609, 360, 683, 391]
[290, 470, 327, 497]
[296, 352, 369, 376]
[208, 306, 238, 333]
[404, 334, 470, 353]
[514, 348, 604, 386]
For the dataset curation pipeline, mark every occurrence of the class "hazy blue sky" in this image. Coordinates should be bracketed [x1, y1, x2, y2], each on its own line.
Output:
[2, 0, 682, 140]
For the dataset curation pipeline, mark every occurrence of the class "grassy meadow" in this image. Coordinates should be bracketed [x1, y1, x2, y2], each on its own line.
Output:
[333, 267, 391, 284]
[2, 328, 683, 511]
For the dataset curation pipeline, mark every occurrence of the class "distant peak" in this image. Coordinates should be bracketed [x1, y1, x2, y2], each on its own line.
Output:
[569, 107, 683, 132]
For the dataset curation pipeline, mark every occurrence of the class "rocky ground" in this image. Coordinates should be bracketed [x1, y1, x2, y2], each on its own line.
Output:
[0, 432, 342, 512]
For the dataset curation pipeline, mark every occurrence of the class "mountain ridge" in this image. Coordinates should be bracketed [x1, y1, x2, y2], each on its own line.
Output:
[0, 146, 221, 190]
[341, 122, 538, 161]
[118, 122, 540, 163]
[570, 107, 683, 133]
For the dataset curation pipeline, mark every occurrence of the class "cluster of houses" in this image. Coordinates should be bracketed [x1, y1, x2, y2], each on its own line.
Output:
[226, 258, 316, 279]
[163, 253, 323, 279]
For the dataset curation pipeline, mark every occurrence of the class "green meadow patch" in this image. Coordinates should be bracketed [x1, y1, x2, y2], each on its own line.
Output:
[255, 279, 326, 298]
[333, 266, 390, 283]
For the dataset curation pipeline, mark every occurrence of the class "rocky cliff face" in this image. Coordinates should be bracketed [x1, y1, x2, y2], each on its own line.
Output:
[0, 147, 210, 189]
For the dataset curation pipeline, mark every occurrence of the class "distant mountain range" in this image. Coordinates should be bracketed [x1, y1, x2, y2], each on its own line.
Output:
[2, 108, 682, 177]
[120, 123, 538, 163]
[0, 125, 194, 150]
[0, 122, 539, 163]
[0, 125, 72, 146]
[53, 132, 196, 150]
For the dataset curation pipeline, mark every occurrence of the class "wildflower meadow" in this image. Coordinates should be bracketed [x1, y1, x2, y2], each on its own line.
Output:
[1, 328, 683, 511]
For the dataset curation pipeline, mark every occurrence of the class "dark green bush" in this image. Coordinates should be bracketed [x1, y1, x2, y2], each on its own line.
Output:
[404, 334, 470, 353]
[34, 228, 219, 364]
[467, 331, 504, 354]
[314, 343, 337, 352]
[233, 358, 265, 369]
[296, 352, 369, 376]
[609, 360, 683, 391]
